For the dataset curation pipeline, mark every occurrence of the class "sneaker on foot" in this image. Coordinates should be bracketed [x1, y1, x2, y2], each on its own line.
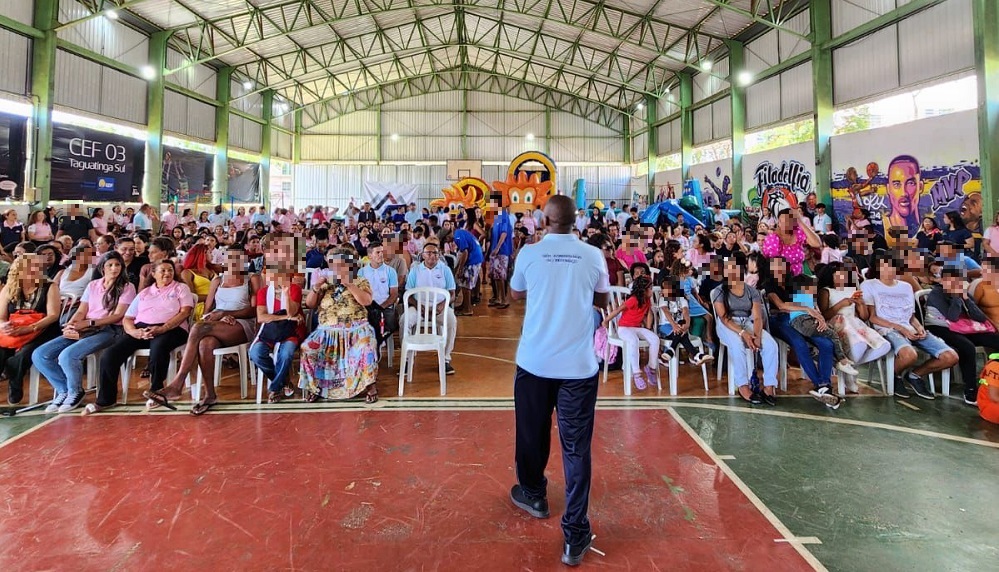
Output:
[510, 484, 549, 519]
[964, 391, 978, 406]
[445, 362, 456, 375]
[45, 392, 67, 413]
[692, 352, 714, 365]
[632, 372, 647, 391]
[906, 373, 935, 400]
[809, 386, 843, 409]
[58, 392, 85, 413]
[561, 536, 595, 567]
[894, 377, 911, 399]
[760, 390, 777, 407]
[659, 349, 675, 363]
[836, 359, 859, 376]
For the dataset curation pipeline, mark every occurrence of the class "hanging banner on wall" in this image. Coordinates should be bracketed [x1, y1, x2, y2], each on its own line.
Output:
[360, 181, 418, 216]
[747, 159, 814, 218]
[0, 112, 27, 200]
[162, 146, 213, 203]
[225, 159, 260, 202]
[50, 125, 145, 201]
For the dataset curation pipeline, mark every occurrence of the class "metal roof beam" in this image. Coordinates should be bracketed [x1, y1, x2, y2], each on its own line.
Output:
[702, 0, 809, 40]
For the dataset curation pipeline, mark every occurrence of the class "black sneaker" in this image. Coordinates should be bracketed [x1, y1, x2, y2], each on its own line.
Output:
[809, 386, 843, 410]
[894, 377, 911, 399]
[760, 391, 777, 407]
[561, 536, 594, 567]
[510, 485, 549, 519]
[964, 391, 978, 406]
[445, 362, 456, 375]
[906, 373, 935, 400]
[748, 391, 764, 405]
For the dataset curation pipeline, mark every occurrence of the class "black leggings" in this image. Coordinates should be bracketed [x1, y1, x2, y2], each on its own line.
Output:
[660, 331, 698, 356]
[926, 326, 999, 394]
[96, 327, 188, 406]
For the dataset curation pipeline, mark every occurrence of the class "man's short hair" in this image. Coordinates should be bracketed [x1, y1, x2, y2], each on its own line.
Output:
[816, 203, 826, 209]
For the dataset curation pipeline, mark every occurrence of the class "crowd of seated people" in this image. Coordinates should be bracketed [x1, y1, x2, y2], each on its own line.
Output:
[0, 198, 997, 425]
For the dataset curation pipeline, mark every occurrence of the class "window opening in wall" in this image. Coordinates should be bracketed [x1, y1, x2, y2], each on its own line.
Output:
[51, 109, 147, 140]
[745, 118, 815, 154]
[0, 98, 32, 118]
[691, 140, 732, 165]
[657, 153, 681, 172]
[833, 74, 977, 136]
[270, 160, 292, 208]
[163, 135, 214, 155]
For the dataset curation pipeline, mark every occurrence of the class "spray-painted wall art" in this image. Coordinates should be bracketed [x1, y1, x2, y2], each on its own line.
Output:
[829, 110, 981, 244]
[741, 142, 816, 219]
[689, 159, 733, 209]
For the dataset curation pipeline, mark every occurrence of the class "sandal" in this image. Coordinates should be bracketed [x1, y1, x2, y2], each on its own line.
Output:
[632, 372, 647, 391]
[268, 391, 282, 404]
[365, 386, 379, 404]
[140, 368, 150, 378]
[81, 403, 113, 416]
[304, 391, 321, 403]
[190, 401, 218, 416]
[142, 390, 178, 411]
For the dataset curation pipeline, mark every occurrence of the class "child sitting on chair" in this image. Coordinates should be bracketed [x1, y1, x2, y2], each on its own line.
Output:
[789, 274, 858, 376]
[657, 277, 713, 366]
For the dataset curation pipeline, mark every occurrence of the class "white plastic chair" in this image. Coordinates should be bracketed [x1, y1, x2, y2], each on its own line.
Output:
[120, 347, 183, 404]
[255, 344, 281, 405]
[715, 326, 788, 395]
[27, 366, 41, 405]
[665, 335, 709, 395]
[397, 287, 451, 396]
[59, 294, 79, 322]
[602, 286, 661, 396]
[193, 343, 255, 401]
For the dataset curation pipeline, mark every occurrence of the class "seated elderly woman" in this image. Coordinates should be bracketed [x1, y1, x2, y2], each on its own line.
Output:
[300, 246, 379, 403]
[144, 245, 260, 414]
[84, 260, 193, 414]
[0, 254, 63, 404]
[33, 251, 135, 412]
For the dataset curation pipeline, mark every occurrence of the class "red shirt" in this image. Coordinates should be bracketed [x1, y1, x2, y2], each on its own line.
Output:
[618, 296, 650, 328]
[255, 282, 305, 343]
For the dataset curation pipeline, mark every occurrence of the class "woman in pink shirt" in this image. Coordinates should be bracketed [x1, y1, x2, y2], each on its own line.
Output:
[86, 260, 193, 414]
[35, 251, 135, 413]
[231, 206, 250, 232]
[615, 230, 648, 272]
[27, 210, 54, 244]
[762, 208, 823, 276]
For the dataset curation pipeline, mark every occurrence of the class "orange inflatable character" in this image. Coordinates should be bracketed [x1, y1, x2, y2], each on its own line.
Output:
[430, 178, 489, 212]
[492, 171, 555, 215]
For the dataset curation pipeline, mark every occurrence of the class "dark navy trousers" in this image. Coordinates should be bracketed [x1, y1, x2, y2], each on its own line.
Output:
[514, 366, 599, 546]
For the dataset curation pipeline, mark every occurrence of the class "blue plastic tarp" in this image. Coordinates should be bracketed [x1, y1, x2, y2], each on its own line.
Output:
[640, 200, 707, 228]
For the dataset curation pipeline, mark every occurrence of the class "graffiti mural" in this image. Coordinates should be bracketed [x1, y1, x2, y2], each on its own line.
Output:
[744, 159, 814, 220]
[702, 166, 733, 209]
[830, 156, 982, 243]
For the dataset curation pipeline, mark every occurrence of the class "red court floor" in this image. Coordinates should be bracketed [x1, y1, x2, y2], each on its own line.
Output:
[0, 409, 815, 571]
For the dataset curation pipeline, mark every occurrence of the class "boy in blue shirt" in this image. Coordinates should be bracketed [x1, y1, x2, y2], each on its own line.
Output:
[789, 274, 858, 376]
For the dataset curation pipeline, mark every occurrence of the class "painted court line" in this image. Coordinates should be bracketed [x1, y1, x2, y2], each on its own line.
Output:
[668, 402, 999, 450]
[717, 455, 736, 460]
[896, 400, 921, 411]
[776, 537, 822, 545]
[665, 407, 828, 572]
[451, 352, 517, 364]
[0, 415, 61, 450]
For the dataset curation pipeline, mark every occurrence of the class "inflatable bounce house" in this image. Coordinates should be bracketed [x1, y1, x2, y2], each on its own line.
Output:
[490, 151, 558, 219]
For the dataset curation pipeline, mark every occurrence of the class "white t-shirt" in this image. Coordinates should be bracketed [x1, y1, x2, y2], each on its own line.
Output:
[985, 226, 999, 254]
[359, 263, 398, 305]
[813, 213, 832, 233]
[657, 297, 689, 335]
[510, 233, 611, 379]
[861, 279, 915, 334]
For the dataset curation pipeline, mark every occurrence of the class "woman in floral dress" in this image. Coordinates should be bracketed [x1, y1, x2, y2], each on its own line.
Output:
[299, 246, 380, 403]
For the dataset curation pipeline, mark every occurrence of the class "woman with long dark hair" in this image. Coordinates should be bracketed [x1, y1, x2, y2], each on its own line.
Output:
[711, 252, 779, 405]
[942, 210, 974, 257]
[33, 252, 135, 412]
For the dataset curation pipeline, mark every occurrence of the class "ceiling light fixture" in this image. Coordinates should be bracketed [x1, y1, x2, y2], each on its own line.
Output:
[737, 71, 753, 86]
[701, 60, 713, 71]
[139, 65, 156, 80]
[525, 133, 535, 141]
[636, 102, 644, 111]
[242, 80, 253, 90]
[390, 133, 399, 142]
[104, 10, 119, 21]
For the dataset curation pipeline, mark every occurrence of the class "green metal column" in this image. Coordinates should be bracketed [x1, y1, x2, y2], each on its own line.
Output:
[29, 0, 59, 206]
[143, 31, 170, 208]
[645, 94, 658, 201]
[260, 90, 273, 209]
[461, 89, 468, 159]
[213, 67, 233, 206]
[293, 109, 303, 164]
[811, 0, 835, 206]
[728, 40, 746, 211]
[544, 107, 552, 155]
[974, 0, 999, 219]
[679, 73, 694, 181]
[622, 115, 631, 165]
[375, 105, 382, 164]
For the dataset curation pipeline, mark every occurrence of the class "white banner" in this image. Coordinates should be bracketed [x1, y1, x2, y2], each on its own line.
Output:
[359, 181, 419, 215]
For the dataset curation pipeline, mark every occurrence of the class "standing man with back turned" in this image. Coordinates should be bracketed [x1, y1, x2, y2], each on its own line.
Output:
[508, 194, 611, 566]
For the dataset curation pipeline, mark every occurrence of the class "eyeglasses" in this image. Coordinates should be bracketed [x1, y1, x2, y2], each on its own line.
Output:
[423, 250, 441, 256]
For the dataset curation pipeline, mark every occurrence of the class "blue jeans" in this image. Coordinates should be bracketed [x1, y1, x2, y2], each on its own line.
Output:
[32, 327, 122, 395]
[250, 340, 298, 392]
[769, 313, 833, 387]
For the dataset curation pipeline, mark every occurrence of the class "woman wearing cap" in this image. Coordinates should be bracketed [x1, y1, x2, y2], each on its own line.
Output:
[299, 246, 379, 404]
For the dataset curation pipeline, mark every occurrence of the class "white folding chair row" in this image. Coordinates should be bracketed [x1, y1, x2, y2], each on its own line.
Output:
[193, 343, 255, 402]
[398, 287, 451, 397]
